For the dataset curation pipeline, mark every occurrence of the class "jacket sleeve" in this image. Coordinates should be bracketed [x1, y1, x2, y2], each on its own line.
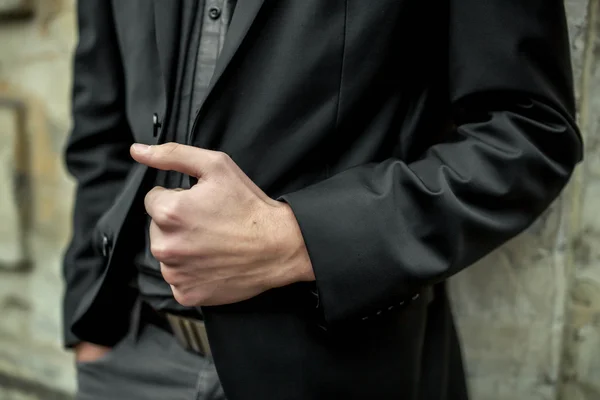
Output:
[62, 0, 134, 347]
[280, 0, 583, 327]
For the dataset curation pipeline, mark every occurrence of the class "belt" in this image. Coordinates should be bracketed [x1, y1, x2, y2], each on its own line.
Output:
[141, 302, 212, 357]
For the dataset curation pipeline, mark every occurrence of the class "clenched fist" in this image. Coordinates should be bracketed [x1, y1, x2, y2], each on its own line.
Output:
[130, 143, 315, 307]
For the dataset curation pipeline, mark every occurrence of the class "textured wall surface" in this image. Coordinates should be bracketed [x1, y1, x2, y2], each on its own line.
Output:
[0, 0, 77, 398]
[0, 0, 597, 399]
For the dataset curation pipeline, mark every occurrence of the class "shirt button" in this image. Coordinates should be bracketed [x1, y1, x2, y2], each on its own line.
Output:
[208, 7, 221, 20]
[101, 234, 111, 258]
[152, 113, 162, 137]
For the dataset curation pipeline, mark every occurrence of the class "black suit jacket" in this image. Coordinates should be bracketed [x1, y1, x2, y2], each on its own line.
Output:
[63, 0, 582, 399]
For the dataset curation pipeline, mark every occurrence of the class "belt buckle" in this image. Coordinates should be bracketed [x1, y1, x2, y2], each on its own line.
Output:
[165, 314, 211, 357]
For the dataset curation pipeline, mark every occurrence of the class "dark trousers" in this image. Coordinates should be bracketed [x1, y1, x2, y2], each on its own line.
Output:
[75, 301, 226, 400]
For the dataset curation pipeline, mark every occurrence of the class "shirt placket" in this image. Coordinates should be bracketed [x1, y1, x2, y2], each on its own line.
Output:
[195, 0, 232, 97]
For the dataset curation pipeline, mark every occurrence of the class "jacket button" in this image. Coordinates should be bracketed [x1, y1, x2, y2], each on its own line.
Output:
[208, 7, 221, 20]
[101, 235, 111, 258]
[153, 113, 162, 137]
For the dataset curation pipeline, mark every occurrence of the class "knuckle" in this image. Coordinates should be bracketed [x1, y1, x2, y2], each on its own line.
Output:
[144, 188, 159, 212]
[161, 142, 179, 156]
[211, 151, 231, 168]
[154, 199, 182, 226]
[150, 242, 176, 262]
[173, 291, 197, 307]
[159, 264, 183, 285]
[159, 264, 175, 282]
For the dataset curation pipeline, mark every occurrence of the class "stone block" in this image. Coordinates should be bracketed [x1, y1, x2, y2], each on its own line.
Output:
[0, 0, 33, 19]
[0, 104, 25, 269]
[566, 0, 591, 97]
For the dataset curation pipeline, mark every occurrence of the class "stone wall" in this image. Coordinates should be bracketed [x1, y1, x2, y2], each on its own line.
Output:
[0, 0, 597, 399]
[0, 0, 77, 398]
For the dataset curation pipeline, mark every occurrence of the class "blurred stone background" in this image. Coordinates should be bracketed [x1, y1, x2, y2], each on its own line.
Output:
[0, 0, 598, 399]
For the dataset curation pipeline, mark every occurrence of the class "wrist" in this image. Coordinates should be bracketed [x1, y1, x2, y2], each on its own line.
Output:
[266, 201, 315, 289]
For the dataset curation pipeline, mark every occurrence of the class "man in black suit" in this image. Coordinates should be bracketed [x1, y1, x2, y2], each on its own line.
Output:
[63, 0, 582, 399]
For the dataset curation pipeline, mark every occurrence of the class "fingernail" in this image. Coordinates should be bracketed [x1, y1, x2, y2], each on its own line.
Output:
[132, 143, 151, 153]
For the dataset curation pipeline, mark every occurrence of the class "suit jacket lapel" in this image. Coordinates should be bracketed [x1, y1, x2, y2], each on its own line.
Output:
[206, 0, 266, 97]
[153, 0, 265, 144]
[153, 0, 182, 120]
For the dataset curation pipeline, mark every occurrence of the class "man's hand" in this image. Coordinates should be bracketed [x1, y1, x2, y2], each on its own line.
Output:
[130, 143, 315, 307]
[75, 342, 111, 363]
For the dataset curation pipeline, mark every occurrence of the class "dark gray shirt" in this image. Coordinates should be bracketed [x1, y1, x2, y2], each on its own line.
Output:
[134, 0, 237, 314]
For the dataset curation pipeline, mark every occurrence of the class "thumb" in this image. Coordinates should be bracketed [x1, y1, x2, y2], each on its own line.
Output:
[130, 142, 208, 178]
